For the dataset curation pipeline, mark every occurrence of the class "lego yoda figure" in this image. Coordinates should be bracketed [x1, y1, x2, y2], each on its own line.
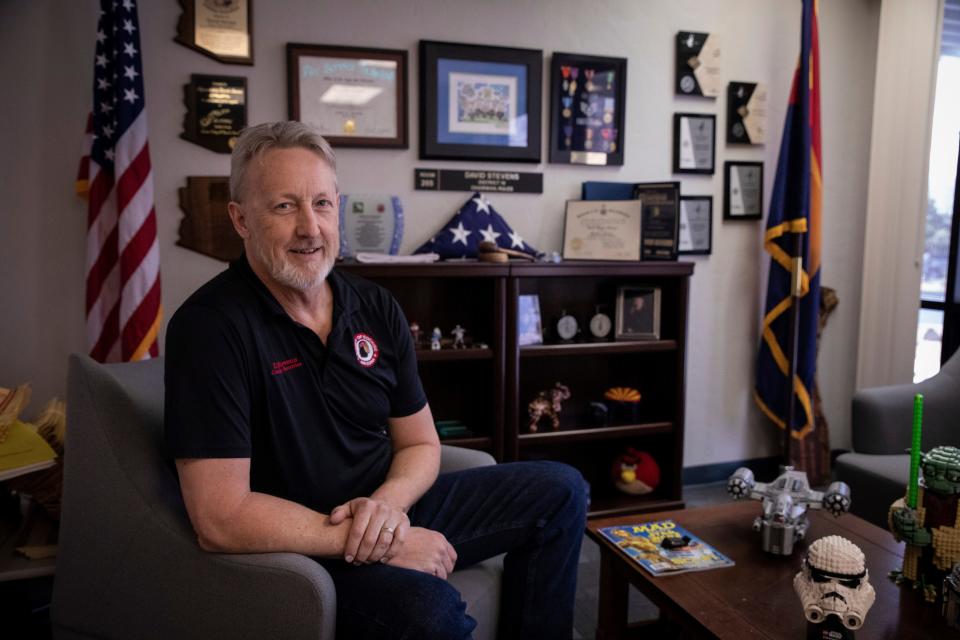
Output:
[889, 446, 960, 603]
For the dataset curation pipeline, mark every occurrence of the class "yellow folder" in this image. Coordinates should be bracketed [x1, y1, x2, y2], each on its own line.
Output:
[0, 419, 57, 481]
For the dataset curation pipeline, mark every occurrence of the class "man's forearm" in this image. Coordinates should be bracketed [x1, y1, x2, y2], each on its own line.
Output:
[194, 490, 350, 557]
[370, 442, 440, 512]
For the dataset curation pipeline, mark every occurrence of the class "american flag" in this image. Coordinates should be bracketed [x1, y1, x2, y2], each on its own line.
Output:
[77, 0, 161, 362]
[414, 192, 538, 260]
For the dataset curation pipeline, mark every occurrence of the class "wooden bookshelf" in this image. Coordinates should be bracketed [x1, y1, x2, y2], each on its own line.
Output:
[339, 260, 694, 516]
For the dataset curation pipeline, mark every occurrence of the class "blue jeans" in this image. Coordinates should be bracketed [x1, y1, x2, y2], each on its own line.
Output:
[320, 460, 587, 639]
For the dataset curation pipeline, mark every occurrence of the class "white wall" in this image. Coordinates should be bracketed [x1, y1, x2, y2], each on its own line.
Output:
[0, 0, 881, 467]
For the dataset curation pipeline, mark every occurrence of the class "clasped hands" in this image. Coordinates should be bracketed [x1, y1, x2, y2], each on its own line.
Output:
[330, 497, 457, 579]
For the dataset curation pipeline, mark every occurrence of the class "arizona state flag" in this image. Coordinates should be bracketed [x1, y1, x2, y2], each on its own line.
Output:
[754, 0, 822, 439]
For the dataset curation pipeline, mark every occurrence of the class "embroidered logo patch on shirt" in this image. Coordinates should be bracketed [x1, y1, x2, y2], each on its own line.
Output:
[271, 357, 303, 375]
[353, 333, 380, 368]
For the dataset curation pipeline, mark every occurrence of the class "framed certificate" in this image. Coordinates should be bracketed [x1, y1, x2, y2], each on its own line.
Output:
[548, 52, 627, 166]
[673, 113, 716, 174]
[175, 0, 253, 65]
[724, 161, 764, 220]
[287, 44, 408, 148]
[419, 40, 542, 162]
[727, 82, 768, 144]
[678, 196, 713, 255]
[562, 200, 642, 261]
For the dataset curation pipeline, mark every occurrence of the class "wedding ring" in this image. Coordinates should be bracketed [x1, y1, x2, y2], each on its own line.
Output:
[382, 525, 396, 534]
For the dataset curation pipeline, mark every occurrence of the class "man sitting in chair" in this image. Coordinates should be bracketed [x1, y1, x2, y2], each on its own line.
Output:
[164, 121, 586, 639]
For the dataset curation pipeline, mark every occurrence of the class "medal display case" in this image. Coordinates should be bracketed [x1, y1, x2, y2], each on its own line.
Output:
[338, 260, 693, 516]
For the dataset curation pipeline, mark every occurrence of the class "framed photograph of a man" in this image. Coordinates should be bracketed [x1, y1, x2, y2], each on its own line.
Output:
[615, 286, 661, 340]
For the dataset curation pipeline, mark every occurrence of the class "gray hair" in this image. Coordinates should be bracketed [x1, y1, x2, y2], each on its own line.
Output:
[229, 121, 338, 202]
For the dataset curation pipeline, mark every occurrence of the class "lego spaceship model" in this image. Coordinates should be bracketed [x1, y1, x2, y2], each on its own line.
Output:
[727, 466, 851, 555]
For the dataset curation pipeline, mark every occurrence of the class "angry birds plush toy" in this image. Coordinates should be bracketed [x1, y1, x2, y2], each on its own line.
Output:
[612, 448, 660, 495]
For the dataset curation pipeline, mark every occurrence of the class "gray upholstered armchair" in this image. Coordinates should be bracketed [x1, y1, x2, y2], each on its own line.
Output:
[52, 355, 502, 639]
[834, 349, 960, 527]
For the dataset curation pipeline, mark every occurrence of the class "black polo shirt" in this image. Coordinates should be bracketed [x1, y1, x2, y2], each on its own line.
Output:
[164, 255, 427, 514]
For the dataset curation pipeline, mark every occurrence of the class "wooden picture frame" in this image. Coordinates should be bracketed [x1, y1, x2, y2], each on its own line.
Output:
[615, 286, 661, 340]
[287, 43, 408, 148]
[548, 52, 627, 166]
[419, 40, 542, 162]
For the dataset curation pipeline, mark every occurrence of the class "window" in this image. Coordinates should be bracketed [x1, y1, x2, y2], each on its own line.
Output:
[915, 1, 960, 381]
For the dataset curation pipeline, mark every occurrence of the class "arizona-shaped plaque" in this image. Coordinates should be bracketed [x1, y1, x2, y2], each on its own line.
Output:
[181, 74, 247, 154]
[177, 176, 243, 262]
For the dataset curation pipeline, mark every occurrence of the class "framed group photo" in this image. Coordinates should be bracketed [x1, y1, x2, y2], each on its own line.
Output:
[548, 52, 627, 166]
[723, 161, 764, 220]
[615, 286, 661, 341]
[287, 43, 408, 148]
[419, 40, 542, 162]
[672, 113, 716, 175]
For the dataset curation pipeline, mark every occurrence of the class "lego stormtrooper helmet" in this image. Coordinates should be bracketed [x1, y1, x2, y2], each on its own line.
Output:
[793, 535, 876, 630]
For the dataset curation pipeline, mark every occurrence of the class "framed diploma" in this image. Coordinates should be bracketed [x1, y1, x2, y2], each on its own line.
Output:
[181, 74, 247, 154]
[548, 52, 627, 166]
[562, 200, 642, 261]
[337, 195, 404, 256]
[676, 31, 720, 97]
[678, 196, 713, 255]
[727, 82, 768, 144]
[633, 182, 680, 261]
[673, 113, 715, 174]
[724, 161, 764, 220]
[419, 40, 542, 162]
[175, 0, 253, 65]
[287, 44, 407, 148]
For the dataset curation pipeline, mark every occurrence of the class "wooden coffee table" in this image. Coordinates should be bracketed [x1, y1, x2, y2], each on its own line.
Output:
[587, 501, 953, 639]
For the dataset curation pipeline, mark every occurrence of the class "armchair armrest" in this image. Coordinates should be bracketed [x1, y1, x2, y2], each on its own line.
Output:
[439, 445, 495, 473]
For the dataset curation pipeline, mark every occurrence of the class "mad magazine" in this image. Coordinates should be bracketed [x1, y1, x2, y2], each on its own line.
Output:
[598, 519, 734, 576]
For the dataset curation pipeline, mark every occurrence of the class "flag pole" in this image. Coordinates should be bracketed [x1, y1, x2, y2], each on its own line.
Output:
[784, 232, 804, 465]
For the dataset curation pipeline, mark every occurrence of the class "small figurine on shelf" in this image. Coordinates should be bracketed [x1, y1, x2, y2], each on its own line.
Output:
[611, 448, 660, 495]
[430, 327, 442, 351]
[410, 321, 421, 348]
[527, 382, 571, 433]
[727, 466, 851, 556]
[794, 535, 876, 639]
[451, 324, 466, 349]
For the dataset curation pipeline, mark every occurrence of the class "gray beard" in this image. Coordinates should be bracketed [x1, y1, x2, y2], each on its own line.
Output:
[249, 238, 333, 292]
